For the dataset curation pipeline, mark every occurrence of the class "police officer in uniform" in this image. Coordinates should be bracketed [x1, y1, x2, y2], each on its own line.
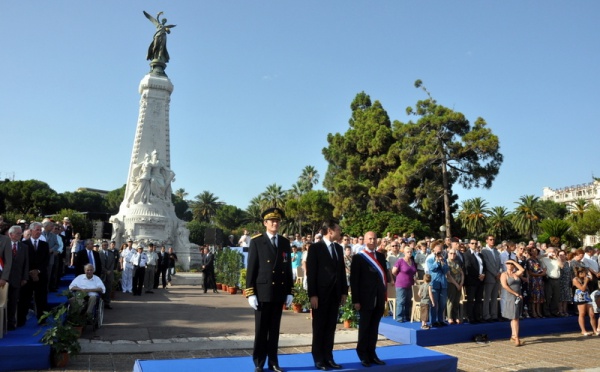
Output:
[246, 208, 294, 372]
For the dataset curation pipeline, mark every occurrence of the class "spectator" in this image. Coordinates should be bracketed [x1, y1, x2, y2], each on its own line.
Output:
[414, 242, 428, 280]
[344, 246, 352, 286]
[527, 247, 546, 318]
[446, 248, 464, 324]
[69, 263, 105, 316]
[540, 247, 562, 317]
[572, 266, 597, 336]
[500, 260, 525, 346]
[419, 274, 432, 329]
[558, 250, 572, 317]
[426, 240, 449, 327]
[391, 245, 417, 322]
[291, 246, 302, 281]
[481, 235, 502, 322]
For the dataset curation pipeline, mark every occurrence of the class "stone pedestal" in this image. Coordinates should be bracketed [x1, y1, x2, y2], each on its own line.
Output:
[110, 73, 196, 269]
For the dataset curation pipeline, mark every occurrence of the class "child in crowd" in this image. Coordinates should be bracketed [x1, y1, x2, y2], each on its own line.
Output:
[419, 274, 432, 330]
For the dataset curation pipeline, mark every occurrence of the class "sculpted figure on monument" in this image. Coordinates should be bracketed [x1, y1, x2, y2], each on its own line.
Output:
[127, 150, 175, 205]
[143, 11, 176, 64]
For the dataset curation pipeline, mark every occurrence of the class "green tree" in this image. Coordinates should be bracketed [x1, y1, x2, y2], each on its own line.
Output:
[486, 206, 513, 241]
[186, 220, 211, 245]
[457, 197, 489, 239]
[260, 184, 286, 208]
[567, 199, 589, 221]
[388, 81, 503, 237]
[174, 188, 189, 200]
[104, 185, 126, 214]
[298, 165, 320, 193]
[191, 191, 222, 222]
[55, 208, 93, 238]
[322, 92, 397, 218]
[341, 211, 431, 239]
[285, 190, 334, 235]
[570, 203, 600, 244]
[214, 205, 249, 231]
[538, 199, 568, 220]
[61, 191, 107, 213]
[172, 194, 192, 221]
[0, 179, 60, 216]
[512, 195, 542, 239]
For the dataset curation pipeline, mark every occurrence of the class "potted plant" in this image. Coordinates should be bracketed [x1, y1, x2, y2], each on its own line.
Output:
[65, 291, 88, 334]
[218, 247, 244, 294]
[291, 282, 309, 313]
[37, 304, 81, 367]
[339, 294, 358, 328]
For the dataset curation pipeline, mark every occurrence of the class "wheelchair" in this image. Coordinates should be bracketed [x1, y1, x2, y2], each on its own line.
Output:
[68, 291, 104, 331]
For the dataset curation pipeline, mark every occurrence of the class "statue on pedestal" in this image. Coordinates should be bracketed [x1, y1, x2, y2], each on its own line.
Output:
[144, 11, 176, 76]
[127, 150, 175, 206]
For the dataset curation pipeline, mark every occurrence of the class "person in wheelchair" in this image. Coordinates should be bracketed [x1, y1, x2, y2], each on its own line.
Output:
[69, 263, 106, 317]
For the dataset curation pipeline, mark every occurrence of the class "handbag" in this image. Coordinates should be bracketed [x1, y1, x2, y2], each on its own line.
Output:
[574, 288, 592, 303]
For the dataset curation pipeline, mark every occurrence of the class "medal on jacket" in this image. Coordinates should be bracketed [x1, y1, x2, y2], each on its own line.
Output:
[282, 252, 288, 263]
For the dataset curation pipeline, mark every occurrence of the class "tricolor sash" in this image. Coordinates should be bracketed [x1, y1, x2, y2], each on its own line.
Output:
[359, 250, 386, 287]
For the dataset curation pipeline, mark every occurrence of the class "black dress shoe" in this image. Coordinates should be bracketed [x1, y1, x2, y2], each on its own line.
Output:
[254, 367, 263, 372]
[268, 365, 284, 372]
[327, 360, 342, 369]
[371, 357, 386, 365]
[360, 360, 371, 367]
[213, 290, 218, 293]
[314, 362, 329, 371]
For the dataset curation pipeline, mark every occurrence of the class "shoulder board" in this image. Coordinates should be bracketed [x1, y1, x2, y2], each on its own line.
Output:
[251, 234, 262, 239]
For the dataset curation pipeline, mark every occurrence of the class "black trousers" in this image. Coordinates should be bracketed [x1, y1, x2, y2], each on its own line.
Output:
[203, 269, 216, 291]
[356, 297, 384, 362]
[133, 266, 146, 295]
[466, 281, 484, 322]
[253, 301, 284, 368]
[18, 277, 48, 325]
[543, 277, 561, 316]
[311, 296, 341, 363]
[7, 285, 20, 328]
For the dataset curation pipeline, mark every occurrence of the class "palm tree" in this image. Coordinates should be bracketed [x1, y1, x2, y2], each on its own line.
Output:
[261, 184, 286, 208]
[457, 197, 489, 238]
[191, 191, 222, 222]
[539, 218, 571, 247]
[298, 165, 319, 192]
[512, 195, 542, 239]
[487, 206, 512, 241]
[288, 181, 305, 199]
[174, 188, 188, 200]
[568, 198, 589, 221]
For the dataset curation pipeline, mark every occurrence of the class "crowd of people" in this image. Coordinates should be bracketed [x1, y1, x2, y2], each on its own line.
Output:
[0, 216, 179, 332]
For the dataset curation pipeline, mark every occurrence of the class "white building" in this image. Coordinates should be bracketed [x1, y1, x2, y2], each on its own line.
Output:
[541, 179, 600, 246]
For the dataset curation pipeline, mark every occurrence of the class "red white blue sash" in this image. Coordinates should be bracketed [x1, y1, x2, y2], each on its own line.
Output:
[359, 250, 386, 287]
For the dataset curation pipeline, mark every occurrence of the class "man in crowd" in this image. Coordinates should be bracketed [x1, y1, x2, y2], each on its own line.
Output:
[481, 235, 502, 322]
[120, 239, 135, 293]
[541, 246, 563, 317]
[246, 207, 293, 372]
[0, 227, 13, 290]
[69, 263, 105, 316]
[156, 245, 168, 289]
[352, 236, 365, 255]
[6, 225, 28, 330]
[307, 219, 348, 370]
[350, 231, 388, 367]
[19, 222, 50, 325]
[583, 246, 599, 292]
[201, 246, 217, 293]
[41, 219, 60, 292]
[166, 247, 177, 286]
[144, 243, 158, 294]
[101, 241, 118, 309]
[75, 239, 102, 277]
[132, 245, 148, 296]
[238, 229, 252, 248]
[464, 238, 486, 324]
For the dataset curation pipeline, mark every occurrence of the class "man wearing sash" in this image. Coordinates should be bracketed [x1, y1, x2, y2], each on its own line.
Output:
[350, 231, 389, 367]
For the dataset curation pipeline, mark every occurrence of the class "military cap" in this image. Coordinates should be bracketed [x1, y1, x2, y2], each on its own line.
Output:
[261, 207, 285, 221]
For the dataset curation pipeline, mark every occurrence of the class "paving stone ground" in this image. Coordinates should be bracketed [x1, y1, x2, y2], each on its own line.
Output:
[27, 275, 600, 371]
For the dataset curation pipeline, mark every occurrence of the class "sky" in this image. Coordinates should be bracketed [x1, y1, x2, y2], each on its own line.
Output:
[1, 1, 599, 214]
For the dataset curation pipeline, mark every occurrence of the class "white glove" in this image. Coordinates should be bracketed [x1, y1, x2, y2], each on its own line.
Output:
[286, 295, 294, 308]
[248, 295, 258, 310]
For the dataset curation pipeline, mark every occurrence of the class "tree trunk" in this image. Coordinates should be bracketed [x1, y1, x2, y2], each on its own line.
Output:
[441, 159, 451, 238]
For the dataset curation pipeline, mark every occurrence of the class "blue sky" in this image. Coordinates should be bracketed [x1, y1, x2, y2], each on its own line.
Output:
[1, 1, 599, 213]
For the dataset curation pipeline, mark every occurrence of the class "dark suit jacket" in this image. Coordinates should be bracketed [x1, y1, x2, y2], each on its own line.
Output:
[0, 235, 12, 282]
[246, 233, 293, 303]
[74, 249, 103, 277]
[8, 240, 29, 288]
[23, 238, 50, 280]
[202, 253, 215, 273]
[350, 250, 389, 311]
[464, 250, 486, 286]
[306, 240, 348, 300]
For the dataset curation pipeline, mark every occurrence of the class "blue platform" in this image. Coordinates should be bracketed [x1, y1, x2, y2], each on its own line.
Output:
[134, 344, 458, 372]
[378, 315, 581, 346]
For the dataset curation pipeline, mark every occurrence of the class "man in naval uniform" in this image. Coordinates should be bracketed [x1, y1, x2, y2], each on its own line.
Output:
[246, 207, 294, 372]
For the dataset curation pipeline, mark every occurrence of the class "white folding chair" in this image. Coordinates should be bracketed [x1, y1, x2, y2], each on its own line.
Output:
[410, 284, 422, 322]
[387, 283, 397, 319]
[0, 284, 8, 338]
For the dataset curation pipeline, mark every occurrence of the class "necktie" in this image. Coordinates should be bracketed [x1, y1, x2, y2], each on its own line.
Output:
[138, 253, 142, 266]
[271, 236, 277, 250]
[12, 242, 17, 257]
[330, 243, 337, 261]
[88, 250, 95, 269]
[34, 240, 38, 251]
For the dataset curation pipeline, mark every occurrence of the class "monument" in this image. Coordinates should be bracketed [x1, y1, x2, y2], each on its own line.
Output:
[110, 11, 195, 269]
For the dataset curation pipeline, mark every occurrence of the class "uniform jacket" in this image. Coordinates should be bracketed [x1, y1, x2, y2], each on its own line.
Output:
[246, 233, 293, 303]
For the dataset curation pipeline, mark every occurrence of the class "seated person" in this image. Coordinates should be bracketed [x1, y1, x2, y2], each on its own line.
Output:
[69, 263, 106, 315]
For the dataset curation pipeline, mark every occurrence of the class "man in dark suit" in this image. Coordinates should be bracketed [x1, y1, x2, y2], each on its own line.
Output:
[201, 246, 217, 293]
[350, 231, 389, 367]
[74, 239, 103, 277]
[307, 220, 348, 370]
[6, 225, 29, 330]
[245, 207, 293, 372]
[18, 221, 50, 325]
[0, 231, 13, 288]
[464, 238, 486, 324]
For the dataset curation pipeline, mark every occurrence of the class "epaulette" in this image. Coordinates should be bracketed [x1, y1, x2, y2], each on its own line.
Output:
[251, 234, 262, 239]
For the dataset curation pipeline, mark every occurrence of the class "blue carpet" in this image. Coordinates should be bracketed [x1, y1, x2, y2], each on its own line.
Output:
[134, 344, 457, 372]
[379, 315, 581, 346]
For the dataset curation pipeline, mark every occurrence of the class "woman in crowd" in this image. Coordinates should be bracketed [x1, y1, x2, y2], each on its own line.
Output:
[414, 242, 428, 280]
[527, 247, 546, 318]
[500, 260, 526, 346]
[392, 245, 417, 322]
[570, 249, 586, 273]
[558, 249, 573, 316]
[514, 243, 530, 318]
[426, 240, 449, 327]
[572, 266, 597, 336]
[69, 232, 81, 267]
[446, 248, 464, 324]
